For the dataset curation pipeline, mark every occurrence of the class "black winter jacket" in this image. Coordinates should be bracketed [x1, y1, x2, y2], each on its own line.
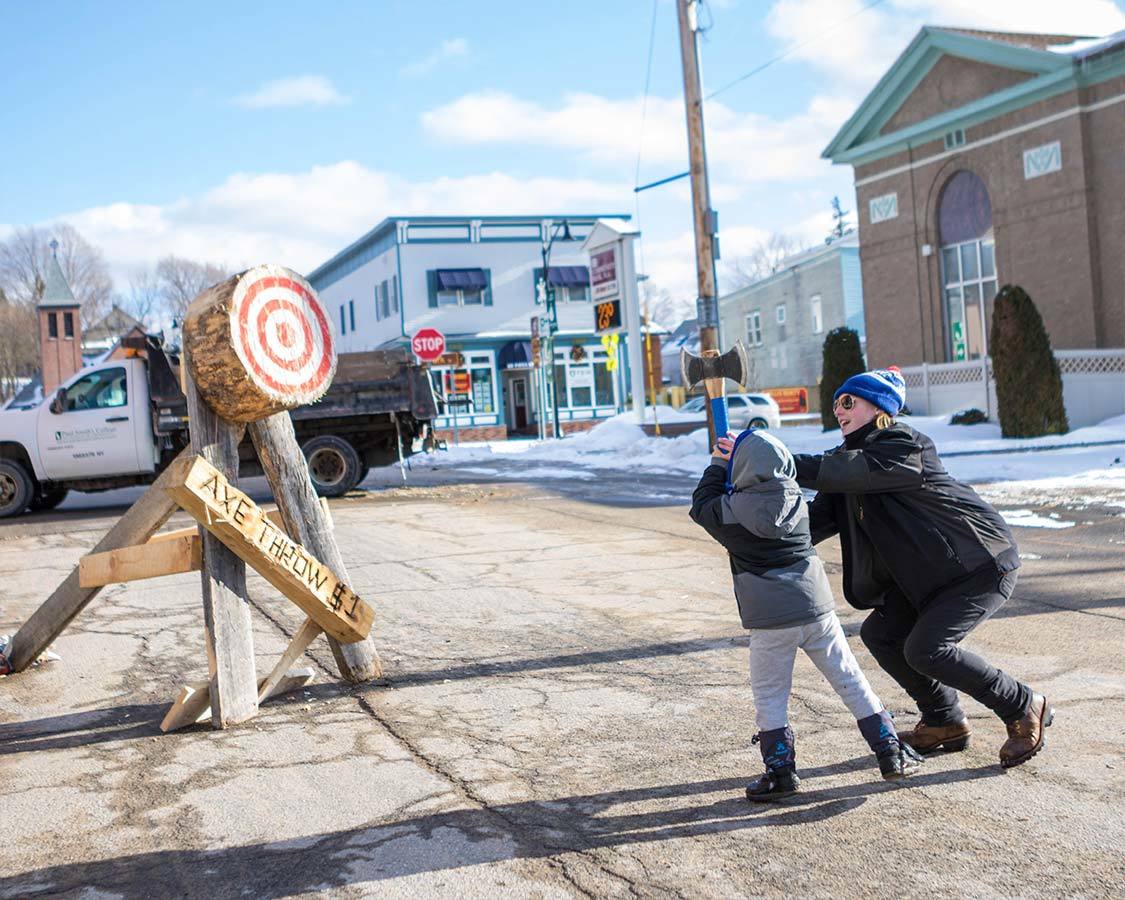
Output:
[793, 421, 1019, 611]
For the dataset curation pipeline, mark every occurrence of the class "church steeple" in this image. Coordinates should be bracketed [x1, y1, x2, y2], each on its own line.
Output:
[37, 239, 84, 394]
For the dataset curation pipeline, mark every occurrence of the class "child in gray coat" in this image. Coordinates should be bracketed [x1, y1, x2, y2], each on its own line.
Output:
[690, 428, 921, 800]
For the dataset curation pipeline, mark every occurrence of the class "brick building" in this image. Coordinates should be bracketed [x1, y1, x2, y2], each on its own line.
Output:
[824, 27, 1125, 367]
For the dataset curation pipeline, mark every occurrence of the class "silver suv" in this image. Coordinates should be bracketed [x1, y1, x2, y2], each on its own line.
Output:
[678, 393, 782, 430]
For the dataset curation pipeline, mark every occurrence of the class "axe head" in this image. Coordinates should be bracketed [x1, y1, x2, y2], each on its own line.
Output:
[681, 339, 750, 390]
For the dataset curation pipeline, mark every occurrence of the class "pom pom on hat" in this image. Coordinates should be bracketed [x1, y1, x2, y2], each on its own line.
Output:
[834, 367, 907, 417]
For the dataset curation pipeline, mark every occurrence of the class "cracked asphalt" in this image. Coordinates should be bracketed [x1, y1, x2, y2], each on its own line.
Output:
[1, 472, 1123, 898]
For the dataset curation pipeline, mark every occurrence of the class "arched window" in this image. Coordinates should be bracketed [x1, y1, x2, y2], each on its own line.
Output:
[938, 171, 997, 361]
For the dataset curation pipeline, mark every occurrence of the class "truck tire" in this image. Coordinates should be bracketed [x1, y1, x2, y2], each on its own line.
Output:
[303, 436, 362, 497]
[0, 460, 34, 519]
[30, 484, 70, 511]
[750, 417, 769, 429]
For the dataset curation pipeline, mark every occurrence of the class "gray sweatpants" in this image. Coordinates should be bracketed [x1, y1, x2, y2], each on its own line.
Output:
[748, 612, 883, 731]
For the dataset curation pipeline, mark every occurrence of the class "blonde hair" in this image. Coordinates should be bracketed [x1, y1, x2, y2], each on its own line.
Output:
[874, 412, 894, 430]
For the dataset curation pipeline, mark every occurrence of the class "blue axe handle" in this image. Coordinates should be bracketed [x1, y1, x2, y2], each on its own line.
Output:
[710, 395, 730, 439]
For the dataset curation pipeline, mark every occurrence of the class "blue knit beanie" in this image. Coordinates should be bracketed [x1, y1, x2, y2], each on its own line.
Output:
[834, 366, 906, 417]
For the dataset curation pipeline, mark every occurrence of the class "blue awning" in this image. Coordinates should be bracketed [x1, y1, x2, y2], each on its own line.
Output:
[547, 265, 590, 287]
[436, 268, 488, 291]
[498, 340, 534, 369]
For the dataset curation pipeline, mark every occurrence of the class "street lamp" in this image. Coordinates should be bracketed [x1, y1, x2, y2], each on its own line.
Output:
[540, 219, 573, 439]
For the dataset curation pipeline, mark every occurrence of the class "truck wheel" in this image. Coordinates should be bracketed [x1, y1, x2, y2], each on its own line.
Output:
[303, 436, 362, 497]
[0, 460, 34, 519]
[30, 484, 70, 511]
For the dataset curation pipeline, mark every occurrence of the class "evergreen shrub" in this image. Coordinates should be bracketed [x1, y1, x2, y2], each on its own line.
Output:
[990, 284, 1068, 437]
[950, 408, 988, 425]
[819, 327, 866, 431]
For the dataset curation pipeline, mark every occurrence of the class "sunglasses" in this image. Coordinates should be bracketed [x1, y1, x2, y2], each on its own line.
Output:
[833, 394, 857, 412]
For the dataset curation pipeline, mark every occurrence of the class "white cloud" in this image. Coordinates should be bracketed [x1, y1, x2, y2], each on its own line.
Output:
[400, 38, 469, 78]
[421, 90, 849, 186]
[233, 75, 349, 109]
[11, 162, 628, 285]
[765, 0, 1125, 88]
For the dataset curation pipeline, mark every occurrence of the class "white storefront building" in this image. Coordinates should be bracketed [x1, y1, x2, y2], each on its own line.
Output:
[307, 215, 635, 440]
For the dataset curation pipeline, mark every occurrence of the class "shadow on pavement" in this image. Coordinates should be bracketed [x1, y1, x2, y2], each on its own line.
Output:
[0, 636, 742, 755]
[0, 765, 1001, 899]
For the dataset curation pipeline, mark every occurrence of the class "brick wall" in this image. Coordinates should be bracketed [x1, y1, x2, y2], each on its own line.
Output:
[853, 75, 1125, 367]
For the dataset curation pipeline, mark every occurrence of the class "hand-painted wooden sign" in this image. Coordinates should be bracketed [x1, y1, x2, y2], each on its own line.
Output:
[184, 264, 337, 422]
[164, 455, 373, 643]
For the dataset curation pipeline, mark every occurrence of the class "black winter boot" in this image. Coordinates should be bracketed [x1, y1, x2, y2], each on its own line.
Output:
[746, 726, 800, 802]
[858, 710, 923, 780]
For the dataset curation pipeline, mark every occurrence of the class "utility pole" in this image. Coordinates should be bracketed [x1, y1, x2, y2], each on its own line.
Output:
[676, 0, 722, 444]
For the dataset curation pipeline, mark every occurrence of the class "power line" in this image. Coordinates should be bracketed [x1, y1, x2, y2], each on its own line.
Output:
[704, 0, 889, 101]
[633, 0, 661, 298]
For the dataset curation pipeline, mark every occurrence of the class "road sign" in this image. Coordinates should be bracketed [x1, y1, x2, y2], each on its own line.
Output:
[411, 327, 446, 361]
[594, 299, 622, 334]
[530, 316, 541, 365]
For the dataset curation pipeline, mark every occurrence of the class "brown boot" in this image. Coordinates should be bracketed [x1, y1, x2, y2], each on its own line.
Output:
[899, 718, 971, 754]
[1000, 693, 1053, 769]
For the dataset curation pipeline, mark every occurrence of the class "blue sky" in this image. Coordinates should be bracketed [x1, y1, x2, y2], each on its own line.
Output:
[3, 0, 1123, 312]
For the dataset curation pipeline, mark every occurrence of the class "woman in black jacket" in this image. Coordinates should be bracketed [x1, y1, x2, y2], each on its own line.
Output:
[792, 367, 1052, 768]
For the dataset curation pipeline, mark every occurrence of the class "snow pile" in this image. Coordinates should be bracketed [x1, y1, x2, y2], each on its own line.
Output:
[418, 410, 1125, 491]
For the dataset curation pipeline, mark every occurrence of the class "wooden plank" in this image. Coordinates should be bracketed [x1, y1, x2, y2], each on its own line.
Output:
[147, 499, 330, 546]
[79, 534, 201, 587]
[164, 455, 374, 645]
[186, 367, 258, 728]
[257, 618, 321, 703]
[160, 667, 315, 733]
[5, 447, 189, 673]
[250, 412, 383, 682]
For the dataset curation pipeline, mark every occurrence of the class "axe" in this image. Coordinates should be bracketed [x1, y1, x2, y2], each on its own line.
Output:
[681, 341, 750, 439]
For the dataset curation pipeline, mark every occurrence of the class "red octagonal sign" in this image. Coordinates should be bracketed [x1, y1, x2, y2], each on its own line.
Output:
[411, 327, 446, 362]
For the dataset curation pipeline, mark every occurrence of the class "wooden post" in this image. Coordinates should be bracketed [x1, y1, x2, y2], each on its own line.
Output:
[4, 448, 187, 673]
[250, 412, 383, 682]
[186, 369, 259, 727]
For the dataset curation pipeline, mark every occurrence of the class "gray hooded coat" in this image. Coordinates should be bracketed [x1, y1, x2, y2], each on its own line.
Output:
[690, 430, 836, 629]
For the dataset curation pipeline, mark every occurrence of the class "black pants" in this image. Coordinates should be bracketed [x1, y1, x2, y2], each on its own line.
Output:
[860, 568, 1031, 725]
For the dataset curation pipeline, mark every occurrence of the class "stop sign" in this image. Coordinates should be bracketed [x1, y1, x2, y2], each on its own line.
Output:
[411, 327, 446, 362]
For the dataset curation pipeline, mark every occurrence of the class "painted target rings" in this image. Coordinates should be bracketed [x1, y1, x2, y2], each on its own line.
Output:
[230, 266, 336, 402]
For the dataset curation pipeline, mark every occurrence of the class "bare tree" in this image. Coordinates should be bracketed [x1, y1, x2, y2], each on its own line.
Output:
[155, 256, 229, 320]
[640, 281, 695, 331]
[0, 224, 114, 328]
[122, 266, 164, 328]
[724, 233, 806, 289]
[0, 297, 38, 404]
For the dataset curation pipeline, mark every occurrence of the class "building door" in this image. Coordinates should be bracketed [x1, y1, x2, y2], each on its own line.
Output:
[938, 170, 997, 361]
[508, 376, 529, 430]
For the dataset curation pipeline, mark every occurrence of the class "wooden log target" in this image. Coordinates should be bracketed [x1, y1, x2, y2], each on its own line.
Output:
[184, 264, 337, 423]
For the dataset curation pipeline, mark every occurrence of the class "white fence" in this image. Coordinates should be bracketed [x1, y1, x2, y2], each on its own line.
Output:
[900, 349, 1125, 428]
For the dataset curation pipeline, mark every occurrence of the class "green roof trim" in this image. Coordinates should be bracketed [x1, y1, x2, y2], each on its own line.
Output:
[38, 252, 78, 308]
[823, 26, 1122, 167]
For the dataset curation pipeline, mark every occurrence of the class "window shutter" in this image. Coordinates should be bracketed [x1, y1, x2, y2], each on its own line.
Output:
[483, 268, 493, 306]
[426, 270, 438, 308]
[374, 283, 381, 321]
[391, 275, 399, 314]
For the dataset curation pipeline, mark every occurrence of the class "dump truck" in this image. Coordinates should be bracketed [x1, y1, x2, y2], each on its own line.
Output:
[0, 333, 437, 517]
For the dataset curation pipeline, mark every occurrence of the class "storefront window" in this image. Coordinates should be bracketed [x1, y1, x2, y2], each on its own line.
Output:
[430, 352, 495, 416]
[552, 345, 616, 409]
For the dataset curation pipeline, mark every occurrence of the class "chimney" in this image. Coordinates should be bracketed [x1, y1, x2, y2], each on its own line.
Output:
[37, 239, 84, 394]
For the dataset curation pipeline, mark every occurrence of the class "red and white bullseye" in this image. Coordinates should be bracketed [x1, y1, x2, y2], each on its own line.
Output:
[231, 267, 335, 400]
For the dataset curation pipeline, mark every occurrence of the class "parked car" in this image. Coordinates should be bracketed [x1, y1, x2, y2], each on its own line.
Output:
[677, 393, 781, 430]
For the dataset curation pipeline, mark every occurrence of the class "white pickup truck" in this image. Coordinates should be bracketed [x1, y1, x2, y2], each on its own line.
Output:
[0, 335, 437, 518]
